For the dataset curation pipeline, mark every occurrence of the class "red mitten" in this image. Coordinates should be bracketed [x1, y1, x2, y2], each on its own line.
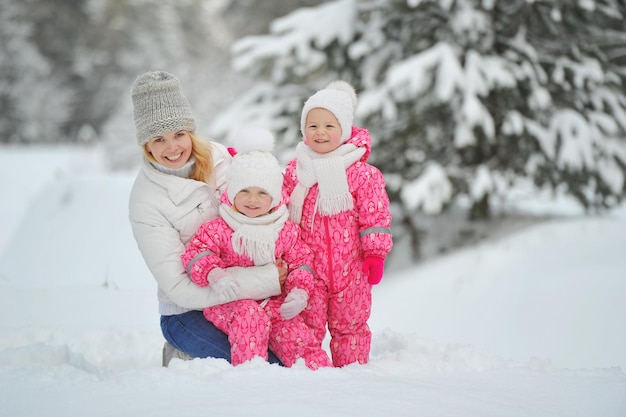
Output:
[362, 256, 385, 285]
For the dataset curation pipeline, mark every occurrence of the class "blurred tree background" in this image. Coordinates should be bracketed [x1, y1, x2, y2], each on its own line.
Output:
[0, 0, 324, 145]
[1, 0, 625, 261]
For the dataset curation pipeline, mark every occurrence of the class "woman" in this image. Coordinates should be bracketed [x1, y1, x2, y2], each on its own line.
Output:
[128, 71, 285, 366]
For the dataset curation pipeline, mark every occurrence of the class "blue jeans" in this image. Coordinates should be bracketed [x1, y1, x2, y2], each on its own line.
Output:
[160, 310, 282, 365]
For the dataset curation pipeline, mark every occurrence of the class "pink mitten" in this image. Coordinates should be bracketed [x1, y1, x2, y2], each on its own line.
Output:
[362, 256, 385, 285]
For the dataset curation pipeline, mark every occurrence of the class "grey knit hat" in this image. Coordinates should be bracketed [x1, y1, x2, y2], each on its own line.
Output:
[131, 71, 197, 146]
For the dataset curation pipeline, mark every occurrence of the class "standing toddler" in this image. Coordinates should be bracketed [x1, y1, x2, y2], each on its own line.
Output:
[283, 81, 393, 367]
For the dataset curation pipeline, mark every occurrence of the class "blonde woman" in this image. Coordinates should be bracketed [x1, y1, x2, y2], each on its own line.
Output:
[128, 71, 285, 366]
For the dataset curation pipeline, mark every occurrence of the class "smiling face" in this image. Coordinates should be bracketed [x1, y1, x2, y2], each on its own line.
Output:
[303, 108, 342, 154]
[233, 186, 273, 218]
[145, 130, 193, 169]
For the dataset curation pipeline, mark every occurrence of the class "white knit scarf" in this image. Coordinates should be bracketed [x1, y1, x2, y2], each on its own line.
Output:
[219, 203, 289, 265]
[289, 142, 366, 224]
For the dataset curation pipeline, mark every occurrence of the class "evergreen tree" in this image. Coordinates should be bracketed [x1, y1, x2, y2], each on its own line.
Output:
[0, 0, 74, 143]
[212, 0, 626, 258]
[0, 0, 246, 145]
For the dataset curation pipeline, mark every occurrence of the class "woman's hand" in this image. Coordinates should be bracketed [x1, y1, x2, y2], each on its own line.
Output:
[275, 258, 288, 289]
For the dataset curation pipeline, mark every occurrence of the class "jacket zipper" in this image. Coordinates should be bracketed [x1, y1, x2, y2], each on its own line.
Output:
[324, 216, 333, 291]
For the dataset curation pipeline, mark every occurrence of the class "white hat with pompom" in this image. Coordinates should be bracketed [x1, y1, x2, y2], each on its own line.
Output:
[300, 80, 357, 144]
[227, 127, 283, 208]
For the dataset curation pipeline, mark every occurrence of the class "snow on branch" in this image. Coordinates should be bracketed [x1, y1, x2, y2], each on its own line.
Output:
[401, 162, 452, 215]
[231, 0, 356, 81]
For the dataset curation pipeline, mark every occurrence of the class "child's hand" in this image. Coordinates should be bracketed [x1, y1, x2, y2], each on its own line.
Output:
[275, 258, 288, 289]
[279, 288, 308, 320]
[207, 268, 240, 303]
[362, 256, 385, 285]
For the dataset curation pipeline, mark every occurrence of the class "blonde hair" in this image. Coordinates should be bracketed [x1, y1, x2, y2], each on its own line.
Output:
[143, 131, 214, 183]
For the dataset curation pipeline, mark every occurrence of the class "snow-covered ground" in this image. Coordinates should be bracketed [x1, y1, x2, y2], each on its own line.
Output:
[1, 145, 625, 416]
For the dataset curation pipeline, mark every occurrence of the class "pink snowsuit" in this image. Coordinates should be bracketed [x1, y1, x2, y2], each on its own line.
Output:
[181, 196, 331, 370]
[283, 126, 393, 367]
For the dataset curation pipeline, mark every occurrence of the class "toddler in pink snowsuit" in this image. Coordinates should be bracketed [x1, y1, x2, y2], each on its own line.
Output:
[181, 127, 331, 370]
[283, 81, 393, 367]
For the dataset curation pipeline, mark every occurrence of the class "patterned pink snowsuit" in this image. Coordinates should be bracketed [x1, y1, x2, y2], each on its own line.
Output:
[181, 197, 331, 370]
[283, 126, 393, 367]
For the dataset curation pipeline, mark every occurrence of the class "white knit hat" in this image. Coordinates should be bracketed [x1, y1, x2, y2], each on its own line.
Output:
[131, 71, 197, 146]
[300, 80, 358, 144]
[227, 127, 283, 209]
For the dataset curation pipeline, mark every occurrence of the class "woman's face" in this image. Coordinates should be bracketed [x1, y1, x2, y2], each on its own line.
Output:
[146, 130, 193, 169]
[303, 108, 342, 154]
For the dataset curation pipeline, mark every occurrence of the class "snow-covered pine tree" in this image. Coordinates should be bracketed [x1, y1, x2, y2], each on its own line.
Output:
[213, 0, 626, 257]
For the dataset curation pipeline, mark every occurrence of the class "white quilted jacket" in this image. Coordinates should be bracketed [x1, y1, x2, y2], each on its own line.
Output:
[129, 141, 280, 315]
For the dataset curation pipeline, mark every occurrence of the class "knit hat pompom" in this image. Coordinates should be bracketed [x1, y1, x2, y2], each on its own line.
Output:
[131, 71, 196, 146]
[325, 80, 357, 110]
[300, 80, 358, 144]
[232, 126, 275, 155]
[227, 127, 283, 209]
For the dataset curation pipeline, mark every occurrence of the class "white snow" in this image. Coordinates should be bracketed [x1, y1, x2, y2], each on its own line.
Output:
[1, 145, 625, 416]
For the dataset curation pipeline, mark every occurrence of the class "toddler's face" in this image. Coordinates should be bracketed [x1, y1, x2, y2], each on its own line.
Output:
[304, 108, 342, 153]
[233, 186, 273, 218]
